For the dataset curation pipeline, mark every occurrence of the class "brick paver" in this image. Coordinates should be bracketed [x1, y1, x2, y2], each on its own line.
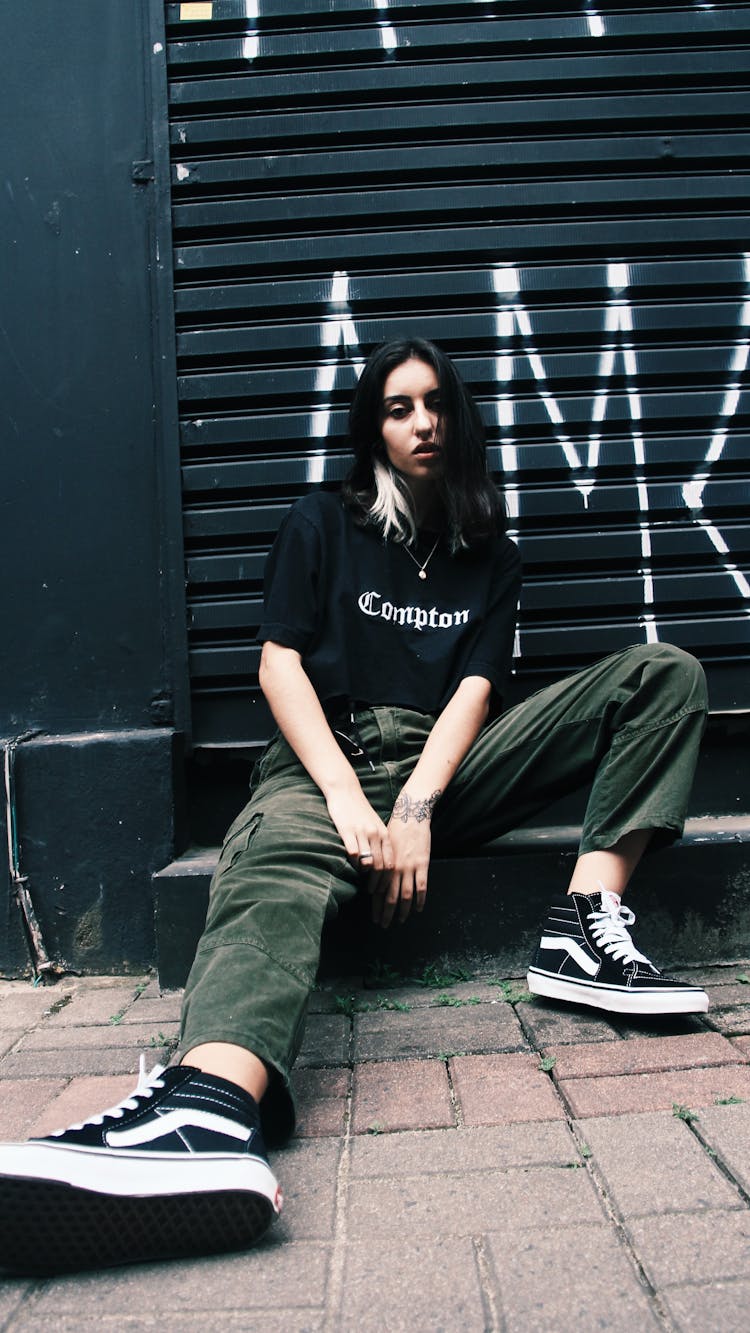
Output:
[546, 1031, 745, 1079]
[28, 1075, 139, 1137]
[450, 1052, 566, 1125]
[488, 1223, 661, 1331]
[0, 1029, 23, 1058]
[345, 1161, 603, 1239]
[662, 1278, 750, 1332]
[17, 1022, 179, 1051]
[626, 1209, 750, 1287]
[43, 986, 144, 1027]
[295, 1013, 349, 1067]
[0, 1079, 68, 1139]
[0, 988, 76, 1028]
[351, 1058, 453, 1133]
[704, 1005, 750, 1035]
[0, 1046, 160, 1079]
[293, 1067, 350, 1138]
[514, 996, 621, 1047]
[349, 1120, 575, 1177]
[577, 1111, 740, 1215]
[270, 1138, 341, 1241]
[353, 1001, 527, 1061]
[692, 1102, 750, 1197]
[338, 1237, 487, 1329]
[559, 1063, 750, 1118]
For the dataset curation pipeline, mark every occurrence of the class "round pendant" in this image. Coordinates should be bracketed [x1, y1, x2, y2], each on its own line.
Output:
[418, 569, 427, 580]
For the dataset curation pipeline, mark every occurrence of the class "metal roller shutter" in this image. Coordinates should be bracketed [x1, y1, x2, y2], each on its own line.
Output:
[164, 0, 750, 746]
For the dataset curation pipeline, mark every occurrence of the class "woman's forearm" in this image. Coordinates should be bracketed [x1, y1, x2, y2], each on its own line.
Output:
[395, 675, 492, 815]
[258, 641, 361, 797]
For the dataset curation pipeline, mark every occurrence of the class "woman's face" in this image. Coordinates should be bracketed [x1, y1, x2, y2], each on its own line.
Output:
[379, 358, 443, 486]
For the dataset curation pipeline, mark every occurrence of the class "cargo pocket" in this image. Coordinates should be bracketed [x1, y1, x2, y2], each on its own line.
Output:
[215, 810, 264, 876]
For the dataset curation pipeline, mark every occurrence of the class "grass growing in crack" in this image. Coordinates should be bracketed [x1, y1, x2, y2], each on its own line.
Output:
[375, 996, 410, 1012]
[334, 992, 411, 1016]
[414, 963, 471, 989]
[148, 1031, 179, 1056]
[736, 972, 750, 984]
[539, 1056, 556, 1072]
[367, 1122, 384, 1135]
[108, 1008, 127, 1026]
[673, 1103, 699, 1123]
[434, 994, 480, 1008]
[364, 961, 403, 989]
[715, 1095, 745, 1105]
[488, 979, 530, 1005]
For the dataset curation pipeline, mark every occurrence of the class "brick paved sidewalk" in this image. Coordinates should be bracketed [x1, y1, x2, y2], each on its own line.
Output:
[1, 964, 749, 1330]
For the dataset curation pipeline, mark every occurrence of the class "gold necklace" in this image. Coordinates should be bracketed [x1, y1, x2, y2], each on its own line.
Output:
[404, 534, 440, 580]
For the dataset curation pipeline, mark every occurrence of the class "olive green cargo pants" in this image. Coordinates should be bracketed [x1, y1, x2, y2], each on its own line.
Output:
[180, 643, 707, 1142]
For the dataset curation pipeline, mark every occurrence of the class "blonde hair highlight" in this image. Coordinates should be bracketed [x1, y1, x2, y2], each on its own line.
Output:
[368, 458, 417, 546]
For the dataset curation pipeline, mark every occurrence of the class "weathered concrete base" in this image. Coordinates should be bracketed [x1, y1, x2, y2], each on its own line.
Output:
[3, 731, 183, 978]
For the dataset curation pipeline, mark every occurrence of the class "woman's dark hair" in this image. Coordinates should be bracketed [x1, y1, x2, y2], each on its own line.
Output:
[341, 337, 506, 551]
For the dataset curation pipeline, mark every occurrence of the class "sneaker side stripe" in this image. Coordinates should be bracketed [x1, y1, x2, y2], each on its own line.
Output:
[538, 935, 600, 977]
[106, 1109, 253, 1148]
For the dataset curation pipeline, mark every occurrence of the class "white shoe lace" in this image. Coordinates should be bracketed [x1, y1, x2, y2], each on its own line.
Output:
[587, 889, 654, 969]
[50, 1055, 167, 1135]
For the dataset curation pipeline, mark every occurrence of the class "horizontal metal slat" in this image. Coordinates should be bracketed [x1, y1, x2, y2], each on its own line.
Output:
[186, 561, 749, 642]
[170, 135, 749, 200]
[165, 2, 750, 32]
[180, 436, 750, 514]
[177, 306, 747, 364]
[170, 177, 750, 236]
[173, 217, 750, 277]
[170, 90, 749, 155]
[174, 257, 750, 323]
[167, 50, 750, 111]
[167, 12, 750, 74]
[184, 519, 750, 591]
[187, 611, 750, 681]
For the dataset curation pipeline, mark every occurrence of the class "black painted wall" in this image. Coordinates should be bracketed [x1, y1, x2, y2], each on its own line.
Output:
[2, 1, 173, 734]
[0, 0, 186, 975]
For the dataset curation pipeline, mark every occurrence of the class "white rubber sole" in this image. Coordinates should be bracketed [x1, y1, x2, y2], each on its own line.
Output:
[527, 968, 710, 1015]
[0, 1141, 282, 1211]
[0, 1144, 283, 1274]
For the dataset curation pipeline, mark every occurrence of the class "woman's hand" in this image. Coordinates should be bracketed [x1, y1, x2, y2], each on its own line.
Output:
[369, 790, 440, 928]
[325, 785, 394, 875]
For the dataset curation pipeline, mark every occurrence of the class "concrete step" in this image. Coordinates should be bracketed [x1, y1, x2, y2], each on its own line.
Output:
[153, 816, 750, 990]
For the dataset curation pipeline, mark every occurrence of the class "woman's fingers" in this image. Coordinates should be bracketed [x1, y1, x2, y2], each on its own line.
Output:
[414, 863, 429, 914]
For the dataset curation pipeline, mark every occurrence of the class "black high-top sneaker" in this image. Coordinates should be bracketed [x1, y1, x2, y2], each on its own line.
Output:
[0, 1060, 282, 1275]
[527, 887, 709, 1016]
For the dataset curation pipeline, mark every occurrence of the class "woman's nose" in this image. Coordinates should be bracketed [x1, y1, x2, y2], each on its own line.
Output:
[414, 401, 433, 432]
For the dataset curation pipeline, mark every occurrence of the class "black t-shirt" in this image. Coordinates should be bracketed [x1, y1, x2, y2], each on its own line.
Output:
[257, 491, 521, 715]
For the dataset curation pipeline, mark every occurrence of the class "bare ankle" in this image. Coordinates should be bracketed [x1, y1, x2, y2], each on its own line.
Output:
[181, 1043, 269, 1102]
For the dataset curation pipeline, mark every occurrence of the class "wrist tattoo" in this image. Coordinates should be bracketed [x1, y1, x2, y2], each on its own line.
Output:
[393, 790, 442, 824]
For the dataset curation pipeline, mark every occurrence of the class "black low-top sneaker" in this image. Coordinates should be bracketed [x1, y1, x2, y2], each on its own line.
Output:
[527, 887, 709, 1016]
[0, 1060, 282, 1275]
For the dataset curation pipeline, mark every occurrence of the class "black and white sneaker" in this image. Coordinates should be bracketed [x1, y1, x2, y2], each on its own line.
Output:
[527, 887, 709, 1016]
[0, 1059, 282, 1275]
